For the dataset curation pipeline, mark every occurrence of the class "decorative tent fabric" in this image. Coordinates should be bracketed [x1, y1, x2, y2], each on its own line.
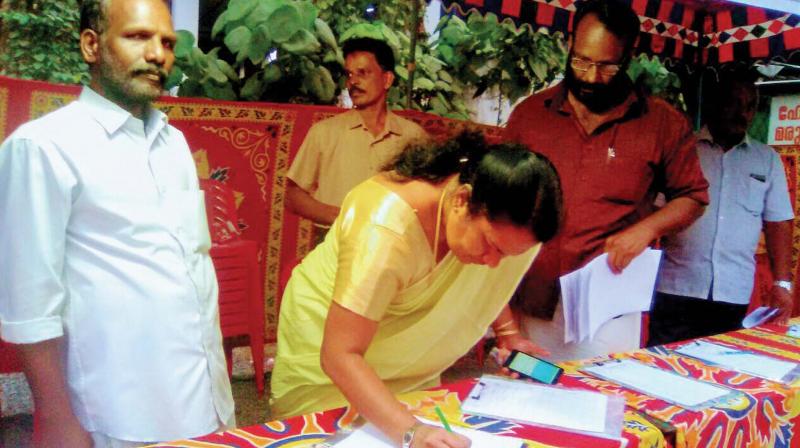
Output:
[440, 0, 800, 65]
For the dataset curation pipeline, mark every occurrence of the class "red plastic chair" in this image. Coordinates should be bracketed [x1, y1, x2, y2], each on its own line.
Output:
[201, 179, 265, 396]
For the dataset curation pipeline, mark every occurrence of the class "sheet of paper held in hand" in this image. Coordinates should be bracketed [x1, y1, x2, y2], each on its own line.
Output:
[675, 340, 800, 383]
[461, 375, 616, 435]
[561, 249, 662, 343]
[583, 359, 734, 409]
[326, 418, 526, 448]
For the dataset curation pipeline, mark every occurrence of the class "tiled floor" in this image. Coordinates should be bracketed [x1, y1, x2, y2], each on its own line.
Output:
[0, 343, 494, 446]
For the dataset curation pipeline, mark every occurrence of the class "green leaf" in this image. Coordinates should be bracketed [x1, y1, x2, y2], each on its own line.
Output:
[164, 65, 183, 89]
[226, 0, 258, 22]
[241, 75, 265, 100]
[414, 77, 435, 90]
[244, 2, 279, 29]
[395, 65, 409, 80]
[267, 4, 304, 43]
[280, 29, 321, 55]
[216, 59, 238, 81]
[247, 24, 272, 65]
[307, 66, 335, 102]
[204, 57, 229, 83]
[211, 10, 229, 38]
[263, 64, 282, 83]
[314, 18, 337, 49]
[174, 30, 195, 59]
[295, 0, 318, 29]
[224, 25, 252, 55]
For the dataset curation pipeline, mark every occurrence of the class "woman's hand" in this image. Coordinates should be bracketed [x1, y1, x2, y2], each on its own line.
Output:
[494, 333, 549, 379]
[412, 424, 471, 448]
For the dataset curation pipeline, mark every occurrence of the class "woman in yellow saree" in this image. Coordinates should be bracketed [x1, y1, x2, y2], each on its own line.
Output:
[270, 132, 562, 447]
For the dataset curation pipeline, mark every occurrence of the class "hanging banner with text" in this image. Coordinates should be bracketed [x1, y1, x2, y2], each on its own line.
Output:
[769, 94, 800, 146]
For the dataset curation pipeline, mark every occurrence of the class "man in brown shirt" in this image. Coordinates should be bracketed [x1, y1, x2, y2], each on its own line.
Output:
[506, 0, 708, 361]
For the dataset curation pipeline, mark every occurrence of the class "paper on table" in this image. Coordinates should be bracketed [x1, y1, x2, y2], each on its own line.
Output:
[461, 375, 609, 434]
[583, 359, 731, 409]
[561, 249, 662, 343]
[675, 340, 798, 382]
[788, 325, 800, 339]
[742, 306, 779, 328]
[330, 419, 526, 448]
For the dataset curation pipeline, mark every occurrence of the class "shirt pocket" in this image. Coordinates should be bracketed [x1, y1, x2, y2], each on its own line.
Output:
[591, 154, 654, 205]
[737, 176, 767, 216]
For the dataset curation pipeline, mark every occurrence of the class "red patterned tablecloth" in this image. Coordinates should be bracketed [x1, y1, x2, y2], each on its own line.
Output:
[558, 319, 800, 448]
[150, 319, 800, 448]
[148, 378, 662, 448]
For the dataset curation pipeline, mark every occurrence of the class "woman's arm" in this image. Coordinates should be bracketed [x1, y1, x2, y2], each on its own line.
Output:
[321, 302, 470, 447]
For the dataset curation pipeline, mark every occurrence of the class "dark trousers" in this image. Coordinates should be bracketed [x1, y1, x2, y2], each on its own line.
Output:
[647, 291, 749, 347]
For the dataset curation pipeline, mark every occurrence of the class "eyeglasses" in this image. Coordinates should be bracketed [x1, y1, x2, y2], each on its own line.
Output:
[570, 56, 622, 77]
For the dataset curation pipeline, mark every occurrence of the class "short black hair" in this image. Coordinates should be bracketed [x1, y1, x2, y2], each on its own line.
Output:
[573, 0, 640, 54]
[80, 0, 110, 33]
[386, 132, 563, 242]
[342, 37, 396, 73]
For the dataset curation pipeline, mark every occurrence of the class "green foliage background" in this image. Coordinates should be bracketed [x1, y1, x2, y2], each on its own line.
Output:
[0, 0, 688, 118]
[0, 0, 88, 84]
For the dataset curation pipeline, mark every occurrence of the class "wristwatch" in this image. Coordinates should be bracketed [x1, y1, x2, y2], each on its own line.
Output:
[774, 280, 793, 293]
[402, 421, 424, 448]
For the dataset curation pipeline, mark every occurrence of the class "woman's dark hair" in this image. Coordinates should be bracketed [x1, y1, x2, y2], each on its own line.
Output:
[385, 132, 563, 242]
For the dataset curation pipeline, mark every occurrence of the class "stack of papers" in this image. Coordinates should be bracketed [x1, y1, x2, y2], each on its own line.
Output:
[328, 418, 526, 447]
[461, 375, 624, 439]
[675, 340, 800, 383]
[561, 249, 662, 343]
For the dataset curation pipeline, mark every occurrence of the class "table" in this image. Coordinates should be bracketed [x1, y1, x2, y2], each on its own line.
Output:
[150, 319, 800, 448]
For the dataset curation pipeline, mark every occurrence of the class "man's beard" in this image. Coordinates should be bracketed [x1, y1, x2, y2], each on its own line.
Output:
[564, 63, 633, 113]
[98, 54, 168, 109]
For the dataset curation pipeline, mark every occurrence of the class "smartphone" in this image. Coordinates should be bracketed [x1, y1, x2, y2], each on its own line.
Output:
[503, 350, 563, 384]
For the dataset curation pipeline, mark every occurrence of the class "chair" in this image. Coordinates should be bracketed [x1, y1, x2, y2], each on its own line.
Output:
[201, 179, 265, 396]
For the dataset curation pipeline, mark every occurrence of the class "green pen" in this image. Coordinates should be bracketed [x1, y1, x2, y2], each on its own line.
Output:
[434, 405, 453, 432]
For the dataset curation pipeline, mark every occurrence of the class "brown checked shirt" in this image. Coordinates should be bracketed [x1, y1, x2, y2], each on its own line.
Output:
[506, 83, 709, 319]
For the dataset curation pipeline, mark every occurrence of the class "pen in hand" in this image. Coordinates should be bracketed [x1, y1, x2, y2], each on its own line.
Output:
[434, 405, 453, 432]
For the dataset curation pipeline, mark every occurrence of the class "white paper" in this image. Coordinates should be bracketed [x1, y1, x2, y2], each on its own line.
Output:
[742, 306, 780, 328]
[675, 340, 798, 382]
[561, 249, 662, 343]
[583, 359, 730, 408]
[461, 376, 609, 434]
[788, 325, 800, 339]
[332, 419, 525, 448]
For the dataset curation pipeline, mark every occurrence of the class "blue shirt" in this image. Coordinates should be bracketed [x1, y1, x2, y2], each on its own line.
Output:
[657, 127, 794, 304]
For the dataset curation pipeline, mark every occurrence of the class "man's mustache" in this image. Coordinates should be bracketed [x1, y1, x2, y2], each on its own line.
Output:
[131, 65, 168, 82]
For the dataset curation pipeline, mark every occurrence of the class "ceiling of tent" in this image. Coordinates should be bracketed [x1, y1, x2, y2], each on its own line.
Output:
[440, 0, 800, 66]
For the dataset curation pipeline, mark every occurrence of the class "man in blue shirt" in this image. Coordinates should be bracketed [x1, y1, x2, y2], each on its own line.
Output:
[650, 69, 795, 345]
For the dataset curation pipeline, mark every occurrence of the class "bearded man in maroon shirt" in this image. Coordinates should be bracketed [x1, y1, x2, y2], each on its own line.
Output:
[505, 0, 709, 361]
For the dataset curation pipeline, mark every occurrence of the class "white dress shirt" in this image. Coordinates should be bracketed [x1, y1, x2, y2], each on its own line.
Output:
[0, 87, 235, 441]
[657, 127, 794, 304]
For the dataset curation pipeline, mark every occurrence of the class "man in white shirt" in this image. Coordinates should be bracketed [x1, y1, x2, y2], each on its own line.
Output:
[286, 38, 427, 235]
[0, 0, 235, 446]
[651, 70, 795, 345]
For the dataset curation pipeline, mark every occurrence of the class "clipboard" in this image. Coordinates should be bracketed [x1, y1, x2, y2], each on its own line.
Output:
[462, 375, 625, 440]
[582, 359, 742, 411]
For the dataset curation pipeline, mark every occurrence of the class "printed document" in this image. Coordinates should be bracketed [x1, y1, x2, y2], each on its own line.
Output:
[561, 249, 662, 343]
[675, 340, 799, 382]
[330, 418, 526, 447]
[583, 359, 732, 409]
[461, 375, 616, 435]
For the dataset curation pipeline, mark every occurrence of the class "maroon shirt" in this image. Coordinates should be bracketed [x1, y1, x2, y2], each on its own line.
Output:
[506, 83, 709, 319]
